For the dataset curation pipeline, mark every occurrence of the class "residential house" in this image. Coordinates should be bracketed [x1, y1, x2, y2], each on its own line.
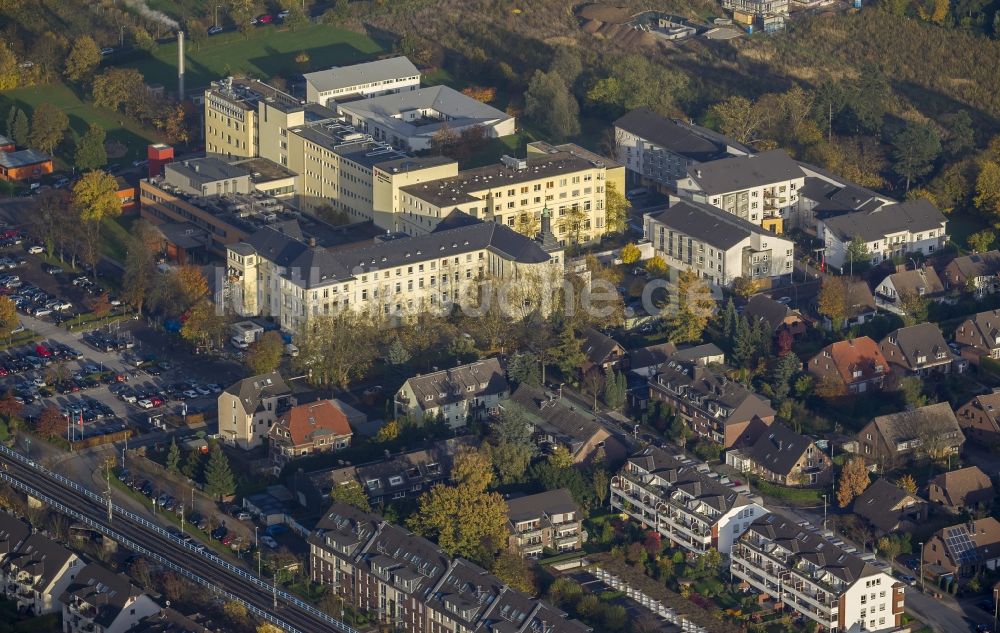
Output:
[612, 107, 751, 191]
[874, 266, 945, 312]
[394, 358, 509, 429]
[928, 466, 995, 514]
[308, 503, 590, 633]
[856, 402, 964, 470]
[61, 564, 160, 633]
[794, 163, 893, 234]
[726, 423, 833, 487]
[0, 135, 13, 152]
[954, 310, 1000, 364]
[132, 608, 220, 633]
[879, 323, 965, 376]
[923, 518, 1000, 579]
[648, 359, 775, 447]
[843, 279, 878, 328]
[732, 514, 904, 632]
[505, 489, 583, 558]
[611, 446, 769, 554]
[817, 199, 948, 271]
[644, 199, 795, 287]
[627, 342, 725, 376]
[956, 390, 1000, 447]
[722, 0, 790, 19]
[943, 250, 1000, 295]
[293, 438, 474, 508]
[506, 384, 627, 464]
[744, 294, 808, 338]
[217, 371, 293, 449]
[853, 478, 928, 535]
[0, 533, 83, 615]
[337, 86, 515, 151]
[304, 56, 421, 107]
[269, 399, 361, 473]
[580, 327, 625, 374]
[807, 337, 890, 395]
[0, 514, 29, 566]
[675, 149, 805, 234]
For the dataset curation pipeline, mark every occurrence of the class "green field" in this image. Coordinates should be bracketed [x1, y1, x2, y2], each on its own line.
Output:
[123, 24, 387, 92]
[0, 84, 160, 166]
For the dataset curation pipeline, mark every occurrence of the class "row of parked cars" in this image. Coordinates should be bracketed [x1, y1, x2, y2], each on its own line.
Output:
[83, 329, 135, 353]
[110, 379, 221, 410]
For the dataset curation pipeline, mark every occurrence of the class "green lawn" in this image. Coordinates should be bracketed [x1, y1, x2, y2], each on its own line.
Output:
[0, 84, 161, 167]
[100, 215, 138, 264]
[122, 24, 387, 92]
[946, 211, 991, 251]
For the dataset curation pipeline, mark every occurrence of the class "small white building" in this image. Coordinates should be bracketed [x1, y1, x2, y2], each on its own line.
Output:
[304, 57, 421, 107]
[817, 199, 948, 270]
[644, 199, 794, 286]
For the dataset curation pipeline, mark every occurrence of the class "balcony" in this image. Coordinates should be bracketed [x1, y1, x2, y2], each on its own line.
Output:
[555, 533, 580, 546]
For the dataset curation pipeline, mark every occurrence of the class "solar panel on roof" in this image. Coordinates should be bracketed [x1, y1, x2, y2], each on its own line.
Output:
[945, 527, 981, 566]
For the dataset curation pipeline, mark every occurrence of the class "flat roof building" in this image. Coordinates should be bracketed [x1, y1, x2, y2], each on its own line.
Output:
[304, 56, 421, 107]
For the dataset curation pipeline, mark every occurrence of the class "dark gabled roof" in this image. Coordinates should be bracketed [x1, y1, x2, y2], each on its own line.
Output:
[948, 251, 1000, 280]
[646, 199, 775, 250]
[881, 323, 954, 370]
[400, 358, 508, 412]
[506, 489, 579, 524]
[745, 294, 798, 332]
[742, 514, 881, 585]
[613, 108, 750, 160]
[133, 608, 217, 633]
[743, 423, 815, 477]
[881, 267, 945, 298]
[580, 327, 623, 365]
[360, 522, 451, 599]
[687, 149, 802, 194]
[223, 371, 290, 414]
[821, 199, 946, 242]
[626, 446, 752, 516]
[310, 502, 382, 557]
[871, 402, 963, 449]
[629, 342, 725, 373]
[854, 478, 924, 533]
[937, 517, 1000, 567]
[0, 513, 29, 558]
[930, 466, 994, 508]
[5, 533, 75, 589]
[844, 280, 877, 316]
[59, 563, 145, 628]
[507, 384, 608, 456]
[652, 360, 775, 426]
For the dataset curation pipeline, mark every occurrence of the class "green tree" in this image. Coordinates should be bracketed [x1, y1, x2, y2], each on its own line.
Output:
[604, 181, 630, 234]
[975, 161, 1000, 216]
[585, 55, 687, 116]
[892, 123, 941, 191]
[204, 443, 236, 500]
[28, 102, 69, 155]
[967, 229, 995, 253]
[711, 95, 767, 145]
[846, 235, 871, 266]
[488, 441, 535, 485]
[330, 480, 372, 512]
[491, 550, 536, 594]
[245, 331, 284, 375]
[507, 352, 541, 387]
[771, 352, 800, 403]
[74, 123, 107, 171]
[165, 439, 181, 474]
[180, 299, 228, 350]
[10, 108, 28, 148]
[593, 468, 610, 507]
[281, 1, 309, 30]
[524, 70, 580, 141]
[71, 170, 120, 223]
[181, 449, 204, 480]
[64, 36, 101, 82]
[0, 42, 18, 91]
[384, 338, 411, 366]
[899, 376, 929, 408]
[663, 270, 715, 343]
[603, 370, 627, 410]
[490, 405, 534, 447]
[553, 321, 585, 378]
[899, 290, 929, 326]
[92, 67, 146, 114]
[132, 27, 156, 52]
[0, 297, 17, 342]
[619, 243, 641, 265]
[548, 445, 574, 469]
[721, 298, 737, 338]
[942, 111, 975, 157]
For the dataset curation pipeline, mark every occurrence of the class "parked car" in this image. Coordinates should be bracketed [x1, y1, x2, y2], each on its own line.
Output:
[260, 535, 278, 549]
[207, 25, 224, 35]
[26, 245, 43, 254]
[99, 47, 114, 56]
[136, 399, 153, 409]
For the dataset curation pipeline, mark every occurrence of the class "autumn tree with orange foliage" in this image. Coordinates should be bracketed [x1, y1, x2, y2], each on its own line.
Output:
[461, 86, 496, 103]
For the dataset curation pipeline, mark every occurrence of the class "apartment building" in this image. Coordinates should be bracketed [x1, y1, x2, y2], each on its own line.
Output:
[0, 533, 83, 615]
[794, 163, 893, 233]
[731, 514, 903, 633]
[722, 0, 790, 17]
[675, 149, 805, 234]
[613, 107, 751, 191]
[337, 85, 515, 151]
[611, 447, 768, 555]
[269, 399, 360, 472]
[648, 360, 775, 447]
[217, 371, 294, 449]
[644, 199, 795, 287]
[61, 564, 160, 633]
[394, 358, 509, 428]
[227, 219, 565, 331]
[304, 56, 420, 106]
[371, 155, 459, 230]
[308, 503, 589, 633]
[397, 145, 623, 244]
[817, 199, 948, 270]
[506, 489, 583, 557]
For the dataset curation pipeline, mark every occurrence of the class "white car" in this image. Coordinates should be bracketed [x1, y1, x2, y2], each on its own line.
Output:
[230, 337, 249, 350]
[775, 296, 792, 305]
[136, 399, 153, 409]
[182, 389, 199, 399]
[196, 385, 211, 396]
[27, 246, 43, 254]
[99, 47, 114, 56]
[121, 394, 137, 404]
[260, 535, 278, 549]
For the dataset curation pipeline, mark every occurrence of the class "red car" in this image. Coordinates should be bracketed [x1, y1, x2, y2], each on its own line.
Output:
[150, 396, 163, 407]
[34, 345, 51, 358]
[221, 533, 235, 545]
[256, 14, 272, 23]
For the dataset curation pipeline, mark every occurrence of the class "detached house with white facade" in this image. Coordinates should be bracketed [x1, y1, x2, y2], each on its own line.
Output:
[644, 199, 794, 287]
[675, 149, 805, 234]
[394, 358, 509, 428]
[611, 446, 768, 555]
[817, 199, 948, 270]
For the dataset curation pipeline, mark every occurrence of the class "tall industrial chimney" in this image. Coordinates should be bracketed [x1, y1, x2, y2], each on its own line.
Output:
[177, 30, 185, 100]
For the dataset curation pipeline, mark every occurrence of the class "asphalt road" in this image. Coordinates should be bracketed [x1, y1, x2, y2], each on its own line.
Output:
[0, 445, 350, 633]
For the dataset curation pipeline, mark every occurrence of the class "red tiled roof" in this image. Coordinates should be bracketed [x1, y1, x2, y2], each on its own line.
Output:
[274, 400, 352, 447]
[813, 336, 888, 384]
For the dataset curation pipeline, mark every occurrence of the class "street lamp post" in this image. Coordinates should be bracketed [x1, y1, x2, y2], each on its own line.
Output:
[993, 584, 998, 633]
[215, 5, 222, 28]
[822, 494, 828, 531]
[255, 526, 258, 550]
[918, 542, 925, 593]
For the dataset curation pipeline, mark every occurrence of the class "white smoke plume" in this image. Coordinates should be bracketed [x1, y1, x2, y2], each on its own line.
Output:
[121, 0, 180, 29]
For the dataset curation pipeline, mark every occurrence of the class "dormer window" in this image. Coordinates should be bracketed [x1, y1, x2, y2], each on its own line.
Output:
[388, 475, 404, 487]
[366, 479, 380, 490]
[916, 355, 927, 364]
